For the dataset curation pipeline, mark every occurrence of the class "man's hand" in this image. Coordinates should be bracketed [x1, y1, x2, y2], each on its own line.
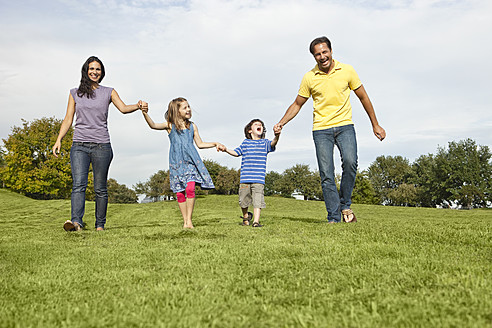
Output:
[273, 123, 283, 134]
[373, 125, 386, 141]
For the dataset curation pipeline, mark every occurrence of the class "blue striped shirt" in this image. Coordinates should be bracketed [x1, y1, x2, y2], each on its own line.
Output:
[234, 139, 275, 184]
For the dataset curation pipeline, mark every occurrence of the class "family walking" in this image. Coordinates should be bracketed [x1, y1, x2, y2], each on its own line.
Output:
[53, 36, 385, 231]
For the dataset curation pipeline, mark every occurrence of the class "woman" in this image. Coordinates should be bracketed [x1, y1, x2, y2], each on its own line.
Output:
[52, 56, 147, 231]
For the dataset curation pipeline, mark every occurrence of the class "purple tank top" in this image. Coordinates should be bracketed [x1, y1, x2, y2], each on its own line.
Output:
[70, 85, 113, 143]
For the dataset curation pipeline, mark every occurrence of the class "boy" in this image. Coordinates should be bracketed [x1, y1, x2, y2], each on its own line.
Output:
[221, 119, 280, 227]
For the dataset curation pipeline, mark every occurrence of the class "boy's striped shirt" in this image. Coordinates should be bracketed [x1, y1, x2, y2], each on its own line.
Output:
[234, 139, 275, 184]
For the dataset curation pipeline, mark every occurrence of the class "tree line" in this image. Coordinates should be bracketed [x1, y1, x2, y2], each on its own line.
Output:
[0, 117, 137, 203]
[1, 118, 491, 208]
[368, 139, 492, 208]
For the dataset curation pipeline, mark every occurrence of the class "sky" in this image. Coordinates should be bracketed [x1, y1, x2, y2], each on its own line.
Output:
[1, 0, 491, 189]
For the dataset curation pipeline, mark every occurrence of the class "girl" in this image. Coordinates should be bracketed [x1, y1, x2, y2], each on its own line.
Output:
[53, 56, 147, 232]
[142, 97, 223, 229]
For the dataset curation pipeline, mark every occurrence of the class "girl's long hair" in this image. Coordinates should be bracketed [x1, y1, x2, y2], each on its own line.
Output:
[77, 56, 105, 98]
[165, 97, 190, 130]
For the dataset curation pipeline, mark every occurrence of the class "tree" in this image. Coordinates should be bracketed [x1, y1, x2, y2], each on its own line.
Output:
[0, 148, 6, 188]
[456, 184, 484, 210]
[133, 170, 171, 202]
[275, 164, 321, 200]
[214, 168, 240, 195]
[265, 171, 282, 196]
[202, 159, 242, 195]
[351, 170, 379, 205]
[133, 180, 147, 196]
[387, 183, 418, 207]
[203, 159, 223, 185]
[1, 117, 73, 199]
[305, 169, 323, 200]
[367, 155, 415, 205]
[107, 178, 138, 204]
[434, 139, 491, 208]
[412, 154, 440, 207]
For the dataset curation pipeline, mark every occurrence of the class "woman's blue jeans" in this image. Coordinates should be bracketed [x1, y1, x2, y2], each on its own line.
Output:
[70, 142, 113, 229]
[313, 124, 358, 223]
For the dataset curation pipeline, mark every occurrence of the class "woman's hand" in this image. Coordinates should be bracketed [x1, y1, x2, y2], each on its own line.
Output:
[52, 140, 61, 157]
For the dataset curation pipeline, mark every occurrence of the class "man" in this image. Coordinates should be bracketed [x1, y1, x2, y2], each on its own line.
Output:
[274, 36, 386, 223]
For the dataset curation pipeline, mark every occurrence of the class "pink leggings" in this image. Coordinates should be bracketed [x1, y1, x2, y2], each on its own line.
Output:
[176, 181, 196, 203]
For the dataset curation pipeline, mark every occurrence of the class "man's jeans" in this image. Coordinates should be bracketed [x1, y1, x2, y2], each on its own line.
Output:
[313, 124, 358, 223]
[70, 142, 113, 229]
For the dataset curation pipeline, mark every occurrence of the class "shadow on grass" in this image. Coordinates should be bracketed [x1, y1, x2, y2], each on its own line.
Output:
[279, 216, 327, 224]
[143, 230, 226, 240]
[105, 223, 171, 230]
[193, 217, 238, 226]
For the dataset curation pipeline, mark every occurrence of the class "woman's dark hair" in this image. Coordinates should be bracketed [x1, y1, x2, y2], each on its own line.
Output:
[244, 119, 266, 139]
[77, 56, 105, 98]
[309, 36, 332, 54]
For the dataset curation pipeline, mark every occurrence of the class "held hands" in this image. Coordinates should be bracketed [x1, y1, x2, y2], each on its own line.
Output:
[216, 143, 226, 152]
[273, 123, 283, 135]
[138, 100, 148, 113]
[274, 126, 282, 137]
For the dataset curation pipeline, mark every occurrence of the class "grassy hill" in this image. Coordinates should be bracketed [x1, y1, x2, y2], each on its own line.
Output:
[0, 188, 490, 327]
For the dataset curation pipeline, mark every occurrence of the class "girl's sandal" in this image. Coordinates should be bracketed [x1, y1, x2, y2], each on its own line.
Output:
[342, 209, 357, 223]
[252, 222, 263, 227]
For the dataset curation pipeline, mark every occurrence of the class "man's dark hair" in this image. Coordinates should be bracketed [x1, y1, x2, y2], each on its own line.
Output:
[244, 119, 266, 139]
[309, 36, 332, 54]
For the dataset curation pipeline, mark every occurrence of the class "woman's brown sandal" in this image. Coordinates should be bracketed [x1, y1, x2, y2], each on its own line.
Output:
[341, 209, 357, 223]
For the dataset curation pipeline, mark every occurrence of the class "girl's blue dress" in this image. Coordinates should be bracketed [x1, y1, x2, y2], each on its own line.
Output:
[168, 122, 214, 193]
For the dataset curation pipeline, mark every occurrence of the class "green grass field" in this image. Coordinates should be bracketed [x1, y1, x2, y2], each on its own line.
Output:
[0, 188, 491, 327]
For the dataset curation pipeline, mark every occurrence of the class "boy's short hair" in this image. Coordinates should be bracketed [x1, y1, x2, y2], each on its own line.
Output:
[244, 119, 266, 139]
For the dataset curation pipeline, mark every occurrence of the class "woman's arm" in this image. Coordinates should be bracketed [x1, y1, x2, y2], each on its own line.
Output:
[52, 93, 75, 157]
[193, 124, 223, 150]
[111, 89, 146, 114]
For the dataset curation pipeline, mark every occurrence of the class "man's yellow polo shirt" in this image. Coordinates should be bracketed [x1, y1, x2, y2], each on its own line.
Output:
[298, 59, 362, 131]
